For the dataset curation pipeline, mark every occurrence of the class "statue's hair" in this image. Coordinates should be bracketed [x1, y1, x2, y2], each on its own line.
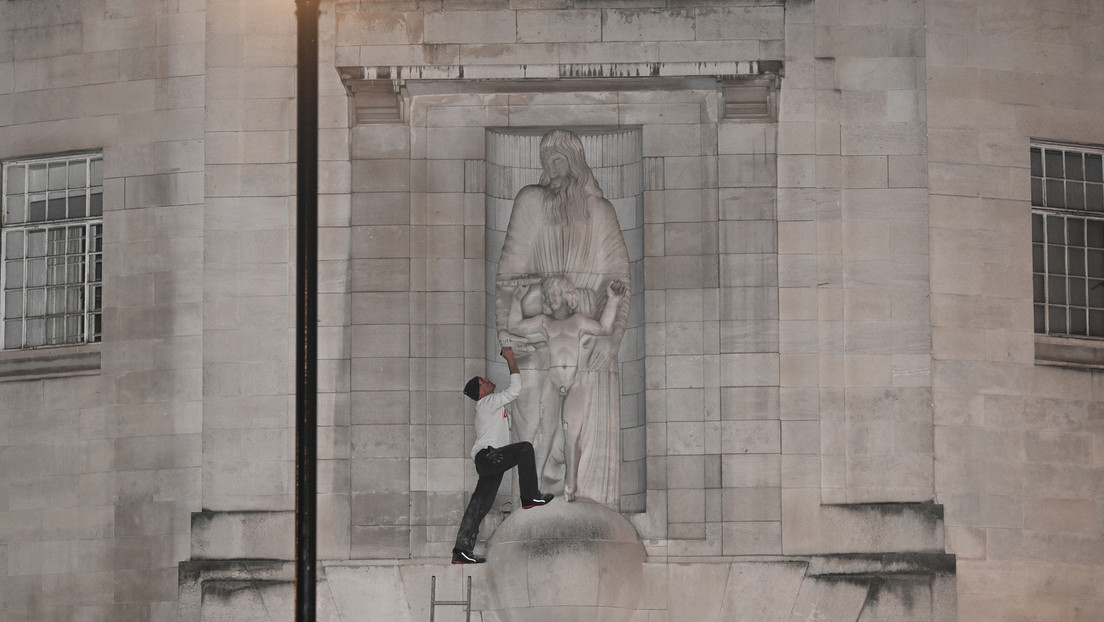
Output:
[542, 275, 572, 295]
[541, 275, 578, 313]
[538, 130, 603, 225]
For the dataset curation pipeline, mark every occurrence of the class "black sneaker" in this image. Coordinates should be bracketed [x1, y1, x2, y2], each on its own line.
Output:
[521, 493, 553, 509]
[451, 548, 485, 564]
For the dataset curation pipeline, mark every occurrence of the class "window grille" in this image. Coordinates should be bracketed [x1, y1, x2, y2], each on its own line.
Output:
[1031, 142, 1104, 337]
[1, 153, 103, 349]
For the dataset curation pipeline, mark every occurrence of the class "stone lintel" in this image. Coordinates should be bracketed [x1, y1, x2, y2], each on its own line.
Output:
[341, 61, 782, 124]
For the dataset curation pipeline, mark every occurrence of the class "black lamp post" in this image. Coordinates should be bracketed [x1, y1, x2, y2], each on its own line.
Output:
[294, 0, 319, 620]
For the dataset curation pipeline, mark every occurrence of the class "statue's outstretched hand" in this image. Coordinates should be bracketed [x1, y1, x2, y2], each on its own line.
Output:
[499, 330, 537, 352]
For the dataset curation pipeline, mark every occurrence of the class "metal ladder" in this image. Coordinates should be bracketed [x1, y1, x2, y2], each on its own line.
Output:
[429, 575, 472, 622]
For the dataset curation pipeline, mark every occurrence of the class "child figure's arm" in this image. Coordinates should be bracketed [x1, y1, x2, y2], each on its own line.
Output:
[597, 280, 626, 335]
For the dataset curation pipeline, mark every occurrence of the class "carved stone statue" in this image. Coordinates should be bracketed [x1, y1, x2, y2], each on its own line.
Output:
[507, 278, 627, 501]
[495, 129, 631, 507]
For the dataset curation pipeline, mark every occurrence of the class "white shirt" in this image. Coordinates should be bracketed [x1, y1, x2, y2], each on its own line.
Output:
[470, 373, 521, 460]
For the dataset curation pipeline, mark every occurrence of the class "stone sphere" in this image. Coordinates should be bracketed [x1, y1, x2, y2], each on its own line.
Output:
[485, 498, 645, 622]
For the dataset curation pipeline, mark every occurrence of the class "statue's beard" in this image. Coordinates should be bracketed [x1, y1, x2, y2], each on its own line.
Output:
[543, 176, 573, 226]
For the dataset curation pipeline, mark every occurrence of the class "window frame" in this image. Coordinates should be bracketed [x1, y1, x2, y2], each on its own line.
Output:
[0, 151, 104, 355]
[1031, 139, 1104, 368]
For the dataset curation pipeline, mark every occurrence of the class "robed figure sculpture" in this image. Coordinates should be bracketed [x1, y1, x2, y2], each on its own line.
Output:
[496, 129, 631, 507]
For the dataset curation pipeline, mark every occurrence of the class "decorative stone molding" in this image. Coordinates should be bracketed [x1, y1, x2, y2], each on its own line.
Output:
[339, 61, 782, 125]
[722, 75, 779, 121]
[340, 60, 779, 82]
[347, 80, 403, 125]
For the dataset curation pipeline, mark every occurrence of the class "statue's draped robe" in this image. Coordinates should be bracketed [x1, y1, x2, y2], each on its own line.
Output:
[496, 185, 630, 506]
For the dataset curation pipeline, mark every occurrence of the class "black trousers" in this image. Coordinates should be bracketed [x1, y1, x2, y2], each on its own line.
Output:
[454, 441, 541, 552]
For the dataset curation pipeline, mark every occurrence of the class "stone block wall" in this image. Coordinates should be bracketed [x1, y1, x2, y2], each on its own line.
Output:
[202, 0, 353, 560]
[781, 0, 933, 512]
[926, 2, 1104, 621]
[334, 1, 784, 71]
[3, 0, 1101, 620]
[0, 0, 208, 620]
[203, 0, 297, 515]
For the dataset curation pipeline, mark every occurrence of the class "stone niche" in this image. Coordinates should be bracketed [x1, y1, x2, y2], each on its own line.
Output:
[346, 62, 755, 575]
[341, 70, 770, 557]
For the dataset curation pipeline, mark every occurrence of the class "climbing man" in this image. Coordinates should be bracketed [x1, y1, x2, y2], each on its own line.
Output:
[452, 346, 554, 564]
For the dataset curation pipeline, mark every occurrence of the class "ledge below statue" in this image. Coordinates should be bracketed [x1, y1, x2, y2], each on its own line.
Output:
[484, 498, 645, 622]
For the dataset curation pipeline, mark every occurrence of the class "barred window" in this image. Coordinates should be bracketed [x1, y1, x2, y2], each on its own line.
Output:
[1, 153, 103, 350]
[1032, 141, 1104, 337]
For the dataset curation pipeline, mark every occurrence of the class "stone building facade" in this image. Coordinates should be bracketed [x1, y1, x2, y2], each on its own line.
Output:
[0, 0, 1101, 620]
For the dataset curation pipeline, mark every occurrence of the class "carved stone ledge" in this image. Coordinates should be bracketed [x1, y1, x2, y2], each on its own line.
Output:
[339, 60, 783, 125]
[0, 343, 100, 381]
[340, 60, 779, 82]
[1035, 333, 1104, 369]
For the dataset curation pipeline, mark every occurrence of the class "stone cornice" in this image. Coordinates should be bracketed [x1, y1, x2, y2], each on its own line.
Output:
[339, 59, 780, 82]
[340, 60, 782, 124]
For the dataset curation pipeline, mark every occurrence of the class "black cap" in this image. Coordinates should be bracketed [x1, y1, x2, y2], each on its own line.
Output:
[463, 376, 481, 401]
